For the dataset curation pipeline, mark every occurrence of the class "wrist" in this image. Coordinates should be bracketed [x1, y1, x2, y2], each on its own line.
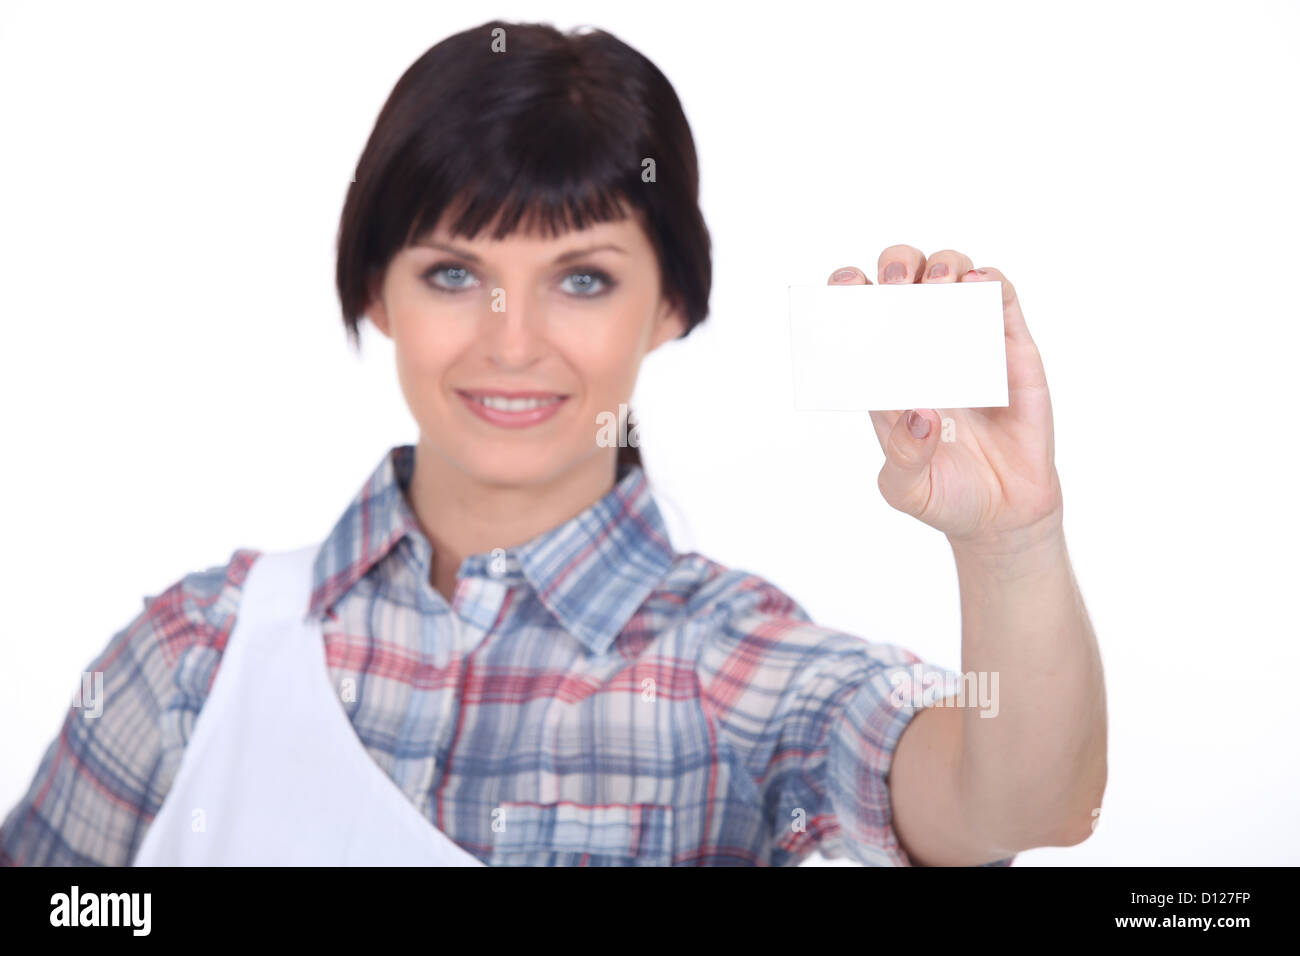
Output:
[947, 509, 1068, 579]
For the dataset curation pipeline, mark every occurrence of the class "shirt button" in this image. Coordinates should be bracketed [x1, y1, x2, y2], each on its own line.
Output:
[487, 547, 508, 577]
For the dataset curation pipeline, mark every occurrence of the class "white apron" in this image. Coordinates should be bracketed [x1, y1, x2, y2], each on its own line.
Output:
[132, 543, 485, 866]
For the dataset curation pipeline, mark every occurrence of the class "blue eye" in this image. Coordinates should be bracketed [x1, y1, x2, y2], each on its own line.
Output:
[560, 269, 614, 297]
[421, 262, 616, 297]
[423, 263, 479, 291]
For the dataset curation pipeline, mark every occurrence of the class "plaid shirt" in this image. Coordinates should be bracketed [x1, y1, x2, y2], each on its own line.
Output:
[2, 444, 1015, 866]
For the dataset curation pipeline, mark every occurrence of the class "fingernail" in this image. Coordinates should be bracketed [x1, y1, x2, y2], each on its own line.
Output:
[964, 268, 988, 279]
[907, 410, 931, 439]
[927, 262, 949, 279]
[831, 269, 858, 283]
[884, 261, 907, 283]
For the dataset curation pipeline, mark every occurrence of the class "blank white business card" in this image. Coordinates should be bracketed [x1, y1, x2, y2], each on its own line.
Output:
[787, 282, 1009, 410]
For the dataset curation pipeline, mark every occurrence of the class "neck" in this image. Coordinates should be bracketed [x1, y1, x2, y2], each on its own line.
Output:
[405, 437, 622, 602]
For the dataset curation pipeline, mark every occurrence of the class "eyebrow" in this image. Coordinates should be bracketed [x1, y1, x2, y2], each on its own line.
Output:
[412, 239, 628, 264]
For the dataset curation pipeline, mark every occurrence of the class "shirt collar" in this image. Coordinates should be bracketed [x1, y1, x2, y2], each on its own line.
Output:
[308, 444, 676, 656]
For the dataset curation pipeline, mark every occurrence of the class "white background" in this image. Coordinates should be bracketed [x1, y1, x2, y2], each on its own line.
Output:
[2, 0, 1297, 866]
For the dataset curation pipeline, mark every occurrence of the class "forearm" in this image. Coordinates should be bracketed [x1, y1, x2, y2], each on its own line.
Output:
[948, 513, 1107, 853]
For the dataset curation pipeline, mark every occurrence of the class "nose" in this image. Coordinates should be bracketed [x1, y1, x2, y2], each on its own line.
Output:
[483, 284, 547, 370]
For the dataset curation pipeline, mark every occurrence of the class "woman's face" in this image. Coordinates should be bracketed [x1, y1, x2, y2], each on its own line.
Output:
[365, 202, 685, 486]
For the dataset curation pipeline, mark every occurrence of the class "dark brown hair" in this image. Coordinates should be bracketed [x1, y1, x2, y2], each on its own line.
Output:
[335, 19, 712, 473]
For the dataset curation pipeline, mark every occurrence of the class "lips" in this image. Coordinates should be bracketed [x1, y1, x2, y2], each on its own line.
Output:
[455, 389, 570, 428]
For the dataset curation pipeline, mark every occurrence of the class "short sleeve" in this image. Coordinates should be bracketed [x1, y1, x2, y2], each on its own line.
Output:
[0, 549, 258, 866]
[757, 634, 1017, 867]
[692, 567, 1017, 867]
[822, 658, 1016, 866]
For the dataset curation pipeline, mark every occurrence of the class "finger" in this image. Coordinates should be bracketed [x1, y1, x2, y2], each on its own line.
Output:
[961, 265, 1046, 391]
[868, 409, 901, 449]
[920, 249, 974, 283]
[827, 266, 873, 285]
[960, 266, 1032, 345]
[877, 408, 940, 517]
[877, 245, 926, 284]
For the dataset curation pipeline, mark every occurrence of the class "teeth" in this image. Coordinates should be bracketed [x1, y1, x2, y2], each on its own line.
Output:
[473, 395, 562, 411]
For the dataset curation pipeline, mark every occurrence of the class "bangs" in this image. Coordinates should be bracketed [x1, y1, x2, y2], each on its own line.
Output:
[397, 117, 644, 248]
[407, 174, 639, 248]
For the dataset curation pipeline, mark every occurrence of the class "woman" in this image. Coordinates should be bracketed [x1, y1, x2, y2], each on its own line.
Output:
[0, 19, 1105, 867]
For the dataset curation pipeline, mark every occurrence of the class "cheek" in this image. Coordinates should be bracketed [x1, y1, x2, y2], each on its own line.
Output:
[562, 311, 652, 392]
[388, 330, 459, 424]
[391, 310, 465, 381]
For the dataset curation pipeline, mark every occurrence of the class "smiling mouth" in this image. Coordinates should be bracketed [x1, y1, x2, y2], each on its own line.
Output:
[454, 389, 571, 428]
[455, 389, 569, 411]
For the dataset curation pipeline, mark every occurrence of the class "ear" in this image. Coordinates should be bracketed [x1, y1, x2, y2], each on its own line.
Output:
[647, 295, 687, 352]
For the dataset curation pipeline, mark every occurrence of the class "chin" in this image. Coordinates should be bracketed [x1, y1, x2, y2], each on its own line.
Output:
[442, 439, 580, 488]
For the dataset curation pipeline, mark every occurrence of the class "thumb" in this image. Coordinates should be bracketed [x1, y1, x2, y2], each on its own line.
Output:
[877, 409, 939, 516]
